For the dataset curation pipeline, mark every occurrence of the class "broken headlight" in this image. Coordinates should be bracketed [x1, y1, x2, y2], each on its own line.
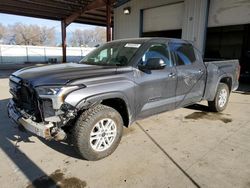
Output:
[35, 85, 85, 97]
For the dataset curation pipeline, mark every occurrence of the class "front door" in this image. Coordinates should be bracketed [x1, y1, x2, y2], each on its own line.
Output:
[169, 42, 206, 108]
[134, 41, 177, 118]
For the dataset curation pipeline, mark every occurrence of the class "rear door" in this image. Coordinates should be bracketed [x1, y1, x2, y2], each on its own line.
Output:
[169, 42, 206, 108]
[134, 41, 177, 118]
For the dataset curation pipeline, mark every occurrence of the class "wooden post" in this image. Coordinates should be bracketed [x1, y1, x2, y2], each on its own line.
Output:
[106, 0, 112, 41]
[61, 20, 67, 63]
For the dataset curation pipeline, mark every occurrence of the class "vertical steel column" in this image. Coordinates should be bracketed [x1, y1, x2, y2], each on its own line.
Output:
[61, 20, 67, 63]
[106, 0, 112, 41]
[202, 0, 210, 57]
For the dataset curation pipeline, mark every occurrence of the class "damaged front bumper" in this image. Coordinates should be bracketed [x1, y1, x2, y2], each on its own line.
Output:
[7, 99, 65, 140]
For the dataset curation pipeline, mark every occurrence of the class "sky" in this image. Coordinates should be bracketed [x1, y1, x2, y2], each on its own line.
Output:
[0, 13, 99, 32]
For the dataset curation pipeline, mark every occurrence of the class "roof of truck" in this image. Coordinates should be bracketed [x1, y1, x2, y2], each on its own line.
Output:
[109, 37, 190, 44]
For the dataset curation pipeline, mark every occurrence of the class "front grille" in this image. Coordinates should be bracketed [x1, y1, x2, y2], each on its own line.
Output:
[42, 99, 55, 118]
[9, 78, 42, 122]
[18, 85, 34, 111]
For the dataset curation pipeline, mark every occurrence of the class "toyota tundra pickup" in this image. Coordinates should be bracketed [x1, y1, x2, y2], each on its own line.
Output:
[8, 38, 240, 160]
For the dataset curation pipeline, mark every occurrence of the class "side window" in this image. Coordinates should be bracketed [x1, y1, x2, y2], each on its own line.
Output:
[141, 43, 171, 67]
[170, 43, 196, 66]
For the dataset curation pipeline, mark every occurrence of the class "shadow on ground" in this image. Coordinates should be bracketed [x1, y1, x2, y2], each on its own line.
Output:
[185, 103, 210, 112]
[0, 98, 84, 187]
[236, 82, 250, 94]
[37, 138, 82, 159]
[185, 103, 232, 123]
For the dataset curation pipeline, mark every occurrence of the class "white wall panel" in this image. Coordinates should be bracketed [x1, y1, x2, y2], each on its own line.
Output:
[114, 0, 182, 39]
[0, 45, 94, 64]
[143, 2, 184, 32]
[208, 0, 250, 27]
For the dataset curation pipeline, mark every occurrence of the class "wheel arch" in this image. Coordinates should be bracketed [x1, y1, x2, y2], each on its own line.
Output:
[76, 92, 132, 127]
[101, 98, 129, 127]
[206, 74, 233, 101]
[219, 77, 232, 92]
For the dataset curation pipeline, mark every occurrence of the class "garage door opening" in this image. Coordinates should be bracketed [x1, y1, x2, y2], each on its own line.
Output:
[141, 29, 182, 38]
[204, 24, 250, 81]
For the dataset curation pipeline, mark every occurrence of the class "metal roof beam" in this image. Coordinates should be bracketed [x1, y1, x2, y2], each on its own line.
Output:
[65, 0, 113, 26]
[0, 9, 60, 21]
[0, 0, 114, 26]
[17, 0, 74, 11]
[0, 8, 110, 27]
[53, 0, 89, 7]
[1, 0, 72, 16]
[0, 5, 68, 20]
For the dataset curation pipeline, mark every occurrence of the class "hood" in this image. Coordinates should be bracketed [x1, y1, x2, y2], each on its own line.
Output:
[12, 63, 118, 86]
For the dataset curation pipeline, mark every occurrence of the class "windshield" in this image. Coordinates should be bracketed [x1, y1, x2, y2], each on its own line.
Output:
[79, 41, 142, 66]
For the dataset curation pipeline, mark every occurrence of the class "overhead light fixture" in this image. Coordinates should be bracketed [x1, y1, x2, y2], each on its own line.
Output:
[123, 7, 131, 15]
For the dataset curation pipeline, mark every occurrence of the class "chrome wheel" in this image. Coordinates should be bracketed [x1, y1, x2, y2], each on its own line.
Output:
[218, 88, 227, 108]
[90, 118, 117, 152]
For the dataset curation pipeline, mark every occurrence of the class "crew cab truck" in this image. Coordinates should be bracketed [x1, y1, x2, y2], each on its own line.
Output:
[8, 38, 240, 160]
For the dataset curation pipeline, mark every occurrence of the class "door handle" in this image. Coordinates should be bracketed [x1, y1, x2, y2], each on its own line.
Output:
[168, 72, 176, 78]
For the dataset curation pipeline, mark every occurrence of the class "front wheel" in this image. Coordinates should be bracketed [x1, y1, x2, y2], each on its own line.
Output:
[208, 83, 230, 112]
[72, 104, 123, 161]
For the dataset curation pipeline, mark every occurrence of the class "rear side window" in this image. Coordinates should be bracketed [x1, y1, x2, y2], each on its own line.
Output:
[170, 43, 196, 66]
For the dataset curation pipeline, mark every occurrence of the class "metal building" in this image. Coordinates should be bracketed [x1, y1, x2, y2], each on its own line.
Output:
[114, 0, 250, 74]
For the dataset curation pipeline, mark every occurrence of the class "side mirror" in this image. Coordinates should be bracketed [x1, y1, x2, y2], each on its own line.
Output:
[139, 58, 166, 70]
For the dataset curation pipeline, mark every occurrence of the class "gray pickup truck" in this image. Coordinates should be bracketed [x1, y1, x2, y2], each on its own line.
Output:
[8, 38, 240, 160]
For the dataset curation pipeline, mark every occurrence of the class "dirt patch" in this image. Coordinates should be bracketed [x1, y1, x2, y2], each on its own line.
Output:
[123, 127, 135, 136]
[26, 169, 87, 188]
[185, 112, 232, 123]
[245, 181, 250, 188]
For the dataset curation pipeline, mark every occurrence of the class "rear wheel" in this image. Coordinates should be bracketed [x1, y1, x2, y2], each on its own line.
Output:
[208, 83, 230, 112]
[72, 104, 123, 161]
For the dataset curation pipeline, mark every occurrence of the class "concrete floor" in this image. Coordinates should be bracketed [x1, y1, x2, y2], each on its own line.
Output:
[0, 77, 250, 188]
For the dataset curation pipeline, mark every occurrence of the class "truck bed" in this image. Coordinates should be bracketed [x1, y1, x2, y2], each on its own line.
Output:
[203, 59, 240, 101]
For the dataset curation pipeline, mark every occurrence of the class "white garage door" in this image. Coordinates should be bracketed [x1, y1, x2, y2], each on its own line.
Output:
[143, 2, 184, 33]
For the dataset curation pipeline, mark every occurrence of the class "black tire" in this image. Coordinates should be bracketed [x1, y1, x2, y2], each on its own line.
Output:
[71, 104, 123, 161]
[208, 83, 230, 112]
